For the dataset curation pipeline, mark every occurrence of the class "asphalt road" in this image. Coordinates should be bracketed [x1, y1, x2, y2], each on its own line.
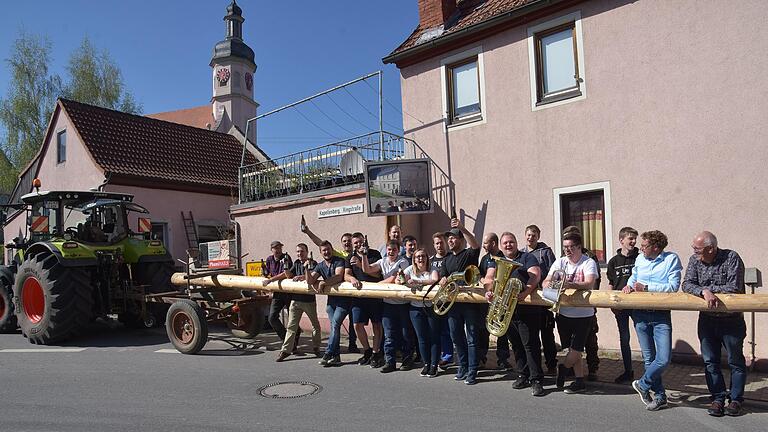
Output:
[1, 322, 766, 432]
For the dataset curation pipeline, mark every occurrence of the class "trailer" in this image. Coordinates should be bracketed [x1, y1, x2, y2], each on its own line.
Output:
[152, 239, 270, 354]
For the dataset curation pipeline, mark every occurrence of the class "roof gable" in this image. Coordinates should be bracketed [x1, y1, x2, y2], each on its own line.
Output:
[384, 0, 578, 66]
[59, 98, 257, 194]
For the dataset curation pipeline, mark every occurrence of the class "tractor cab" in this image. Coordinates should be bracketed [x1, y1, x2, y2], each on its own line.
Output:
[21, 191, 147, 245]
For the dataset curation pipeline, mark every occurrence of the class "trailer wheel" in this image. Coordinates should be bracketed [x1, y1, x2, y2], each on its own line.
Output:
[0, 269, 17, 332]
[166, 300, 208, 354]
[228, 305, 265, 339]
[14, 253, 93, 344]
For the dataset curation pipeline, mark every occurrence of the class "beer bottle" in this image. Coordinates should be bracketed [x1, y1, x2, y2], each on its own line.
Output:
[306, 251, 315, 269]
[396, 268, 406, 284]
[300, 215, 307, 233]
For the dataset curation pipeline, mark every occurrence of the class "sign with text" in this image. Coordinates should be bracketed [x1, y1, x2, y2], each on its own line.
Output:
[246, 261, 264, 277]
[206, 240, 231, 269]
[317, 203, 364, 219]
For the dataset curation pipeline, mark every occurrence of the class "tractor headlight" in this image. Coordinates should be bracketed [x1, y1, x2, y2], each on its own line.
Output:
[63, 233, 73, 241]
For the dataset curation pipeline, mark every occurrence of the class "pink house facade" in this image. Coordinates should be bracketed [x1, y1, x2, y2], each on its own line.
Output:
[383, 0, 768, 364]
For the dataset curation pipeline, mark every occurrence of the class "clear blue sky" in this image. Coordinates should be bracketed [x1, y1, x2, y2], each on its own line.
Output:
[0, 0, 418, 158]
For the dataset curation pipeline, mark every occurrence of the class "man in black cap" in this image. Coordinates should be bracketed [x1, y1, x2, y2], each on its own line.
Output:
[263, 240, 293, 342]
[437, 217, 481, 385]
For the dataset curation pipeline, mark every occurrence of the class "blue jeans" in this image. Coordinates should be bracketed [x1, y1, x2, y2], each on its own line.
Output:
[410, 306, 442, 367]
[615, 309, 634, 373]
[448, 303, 482, 379]
[440, 318, 454, 361]
[325, 301, 351, 356]
[633, 310, 672, 398]
[381, 302, 413, 366]
[698, 314, 748, 403]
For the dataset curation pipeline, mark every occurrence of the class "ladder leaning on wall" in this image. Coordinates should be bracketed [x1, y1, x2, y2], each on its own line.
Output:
[181, 211, 199, 251]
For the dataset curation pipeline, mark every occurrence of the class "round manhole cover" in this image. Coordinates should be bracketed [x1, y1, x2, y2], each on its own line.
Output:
[258, 381, 322, 399]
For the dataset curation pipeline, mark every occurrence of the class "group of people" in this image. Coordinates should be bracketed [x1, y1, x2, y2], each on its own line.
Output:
[259, 217, 748, 417]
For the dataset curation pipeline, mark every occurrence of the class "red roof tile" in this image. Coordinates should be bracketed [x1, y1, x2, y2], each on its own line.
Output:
[60, 99, 256, 193]
[385, 0, 545, 63]
[146, 105, 215, 129]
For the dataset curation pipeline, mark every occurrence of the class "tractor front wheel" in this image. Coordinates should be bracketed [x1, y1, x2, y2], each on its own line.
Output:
[129, 261, 176, 327]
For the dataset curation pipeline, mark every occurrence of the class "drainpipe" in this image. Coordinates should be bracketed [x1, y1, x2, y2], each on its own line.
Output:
[749, 282, 756, 369]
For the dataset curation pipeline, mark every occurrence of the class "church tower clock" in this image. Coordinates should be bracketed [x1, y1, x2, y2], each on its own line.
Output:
[210, 0, 257, 142]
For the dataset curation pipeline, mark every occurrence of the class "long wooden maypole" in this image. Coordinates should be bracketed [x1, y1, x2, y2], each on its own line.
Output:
[170, 273, 768, 312]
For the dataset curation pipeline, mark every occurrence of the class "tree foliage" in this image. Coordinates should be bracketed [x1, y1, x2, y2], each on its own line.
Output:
[63, 37, 141, 114]
[0, 33, 141, 193]
[0, 32, 62, 191]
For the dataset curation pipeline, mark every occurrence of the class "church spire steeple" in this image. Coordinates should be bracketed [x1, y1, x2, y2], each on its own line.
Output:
[225, 0, 244, 40]
[210, 0, 258, 143]
[210, 0, 255, 68]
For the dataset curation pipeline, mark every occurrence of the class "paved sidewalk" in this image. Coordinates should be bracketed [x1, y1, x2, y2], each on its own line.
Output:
[587, 353, 768, 404]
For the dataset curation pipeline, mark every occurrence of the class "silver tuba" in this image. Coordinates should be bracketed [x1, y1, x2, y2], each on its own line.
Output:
[542, 269, 567, 314]
[485, 256, 523, 337]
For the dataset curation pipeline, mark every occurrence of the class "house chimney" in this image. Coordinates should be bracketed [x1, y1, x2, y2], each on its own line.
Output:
[418, 0, 456, 29]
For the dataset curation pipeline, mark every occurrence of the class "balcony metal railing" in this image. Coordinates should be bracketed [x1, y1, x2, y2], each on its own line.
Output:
[239, 131, 418, 203]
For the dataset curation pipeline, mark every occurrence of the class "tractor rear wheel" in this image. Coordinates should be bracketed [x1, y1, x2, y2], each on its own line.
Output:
[14, 253, 93, 344]
[0, 267, 17, 332]
[166, 300, 208, 354]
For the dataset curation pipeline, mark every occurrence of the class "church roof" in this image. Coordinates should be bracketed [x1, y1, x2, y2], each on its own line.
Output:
[60, 98, 255, 194]
[146, 105, 214, 129]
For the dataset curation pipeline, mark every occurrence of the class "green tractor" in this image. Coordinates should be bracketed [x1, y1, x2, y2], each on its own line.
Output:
[0, 189, 175, 344]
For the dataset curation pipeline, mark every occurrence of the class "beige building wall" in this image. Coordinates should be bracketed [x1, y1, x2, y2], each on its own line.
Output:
[397, 0, 768, 362]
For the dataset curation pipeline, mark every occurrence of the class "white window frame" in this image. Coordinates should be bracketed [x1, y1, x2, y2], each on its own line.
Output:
[150, 221, 169, 245]
[56, 128, 67, 164]
[440, 46, 487, 131]
[552, 181, 612, 262]
[527, 11, 587, 111]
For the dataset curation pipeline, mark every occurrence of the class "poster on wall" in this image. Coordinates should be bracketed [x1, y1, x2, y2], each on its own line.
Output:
[365, 159, 433, 217]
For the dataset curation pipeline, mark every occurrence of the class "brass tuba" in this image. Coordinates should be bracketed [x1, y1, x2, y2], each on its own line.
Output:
[543, 269, 568, 314]
[433, 265, 481, 315]
[485, 256, 524, 337]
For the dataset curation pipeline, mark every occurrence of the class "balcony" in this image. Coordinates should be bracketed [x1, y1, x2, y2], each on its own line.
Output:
[239, 131, 418, 204]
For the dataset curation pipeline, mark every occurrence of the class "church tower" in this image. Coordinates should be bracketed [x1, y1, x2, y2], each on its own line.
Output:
[210, 0, 257, 143]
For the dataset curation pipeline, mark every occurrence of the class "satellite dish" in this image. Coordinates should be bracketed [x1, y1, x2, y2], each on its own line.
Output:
[339, 149, 365, 176]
